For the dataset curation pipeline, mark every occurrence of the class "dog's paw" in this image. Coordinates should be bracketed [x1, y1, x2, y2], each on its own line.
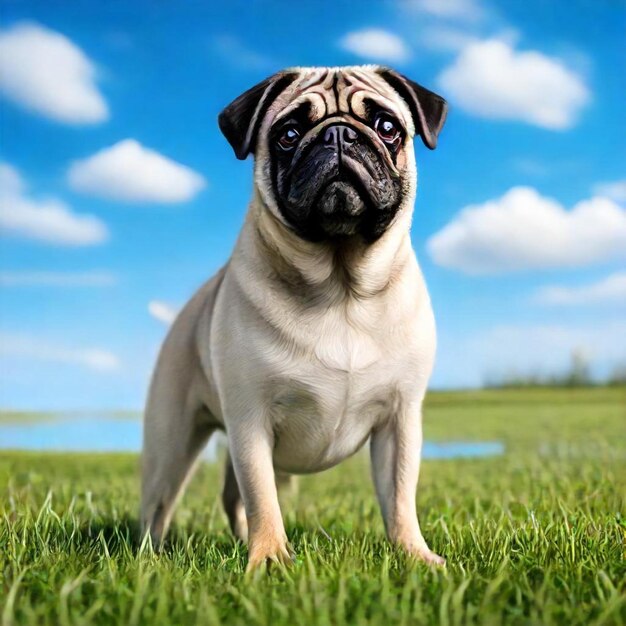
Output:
[409, 547, 446, 567]
[394, 536, 446, 567]
[246, 537, 294, 572]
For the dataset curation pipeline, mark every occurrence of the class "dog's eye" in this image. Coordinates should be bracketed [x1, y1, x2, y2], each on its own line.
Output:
[375, 114, 401, 147]
[277, 125, 301, 151]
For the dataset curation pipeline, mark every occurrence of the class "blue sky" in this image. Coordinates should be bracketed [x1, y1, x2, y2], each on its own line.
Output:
[1, 0, 625, 409]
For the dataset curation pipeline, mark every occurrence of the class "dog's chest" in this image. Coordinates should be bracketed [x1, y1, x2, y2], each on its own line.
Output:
[269, 366, 395, 473]
[267, 311, 419, 474]
[312, 305, 384, 370]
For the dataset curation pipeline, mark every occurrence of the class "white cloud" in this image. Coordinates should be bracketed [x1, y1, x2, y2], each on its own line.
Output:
[67, 140, 207, 204]
[0, 333, 120, 372]
[533, 272, 626, 306]
[0, 270, 116, 287]
[438, 38, 590, 129]
[593, 180, 626, 203]
[427, 187, 626, 274]
[403, 0, 485, 22]
[0, 162, 108, 246]
[340, 29, 410, 63]
[148, 300, 179, 325]
[0, 22, 108, 124]
[0, 161, 22, 194]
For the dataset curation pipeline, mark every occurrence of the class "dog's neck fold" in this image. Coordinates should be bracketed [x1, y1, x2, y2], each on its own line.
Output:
[238, 188, 415, 304]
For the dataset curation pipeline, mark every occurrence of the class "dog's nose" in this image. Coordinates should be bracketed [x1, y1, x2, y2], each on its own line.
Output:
[323, 124, 358, 149]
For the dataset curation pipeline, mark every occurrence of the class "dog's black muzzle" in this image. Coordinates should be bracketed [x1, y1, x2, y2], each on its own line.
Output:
[275, 121, 403, 242]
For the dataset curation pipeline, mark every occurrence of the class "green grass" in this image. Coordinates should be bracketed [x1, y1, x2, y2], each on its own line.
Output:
[0, 410, 140, 424]
[2, 387, 625, 625]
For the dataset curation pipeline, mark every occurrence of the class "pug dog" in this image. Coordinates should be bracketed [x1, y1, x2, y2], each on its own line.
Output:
[141, 66, 447, 569]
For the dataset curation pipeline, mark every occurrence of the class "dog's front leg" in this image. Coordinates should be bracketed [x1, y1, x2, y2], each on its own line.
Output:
[370, 400, 445, 566]
[227, 416, 292, 570]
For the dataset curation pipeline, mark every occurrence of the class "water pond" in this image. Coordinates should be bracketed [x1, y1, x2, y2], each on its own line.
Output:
[0, 414, 504, 461]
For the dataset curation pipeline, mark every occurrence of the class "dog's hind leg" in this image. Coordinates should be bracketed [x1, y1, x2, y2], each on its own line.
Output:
[140, 269, 226, 546]
[141, 352, 216, 546]
[222, 453, 248, 542]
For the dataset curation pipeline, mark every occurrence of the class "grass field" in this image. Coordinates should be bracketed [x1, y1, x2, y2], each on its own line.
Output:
[1, 387, 625, 625]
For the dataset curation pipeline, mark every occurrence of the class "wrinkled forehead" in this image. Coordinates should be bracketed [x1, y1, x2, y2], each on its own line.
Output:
[271, 66, 413, 131]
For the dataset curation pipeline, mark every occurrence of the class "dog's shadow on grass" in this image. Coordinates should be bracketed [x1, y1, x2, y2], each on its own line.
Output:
[78, 518, 436, 574]
[80, 515, 242, 562]
[79, 517, 356, 567]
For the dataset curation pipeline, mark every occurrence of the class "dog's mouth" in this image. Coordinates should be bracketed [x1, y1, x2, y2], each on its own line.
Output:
[312, 177, 367, 236]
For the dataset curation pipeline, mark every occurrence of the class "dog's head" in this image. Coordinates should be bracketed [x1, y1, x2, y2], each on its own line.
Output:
[219, 66, 447, 243]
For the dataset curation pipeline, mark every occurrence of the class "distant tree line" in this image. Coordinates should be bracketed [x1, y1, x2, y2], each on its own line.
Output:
[484, 350, 626, 389]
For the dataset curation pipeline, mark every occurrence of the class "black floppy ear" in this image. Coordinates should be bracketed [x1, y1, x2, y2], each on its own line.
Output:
[377, 68, 448, 150]
[218, 71, 298, 160]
